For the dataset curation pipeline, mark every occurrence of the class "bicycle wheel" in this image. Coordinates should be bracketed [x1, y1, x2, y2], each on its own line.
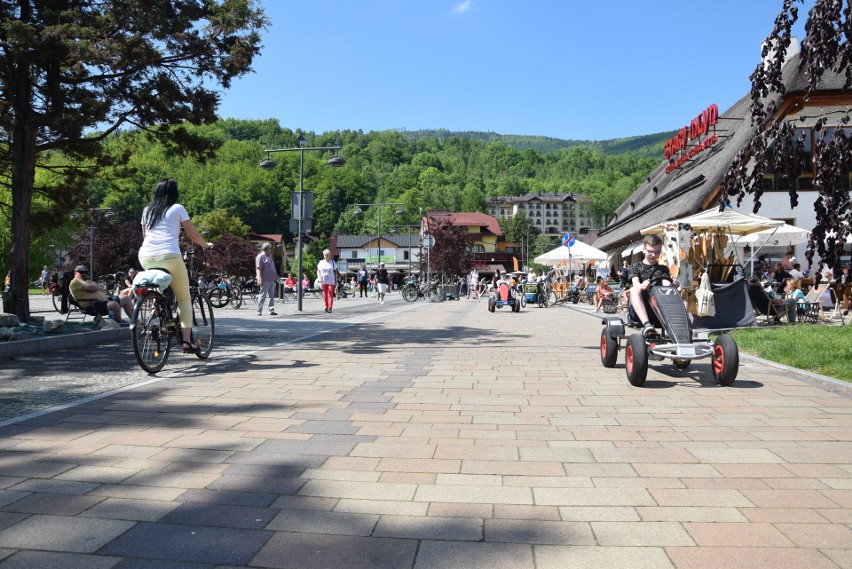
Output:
[208, 287, 228, 308]
[52, 288, 62, 313]
[131, 293, 171, 374]
[402, 286, 418, 302]
[190, 292, 215, 359]
[229, 286, 242, 309]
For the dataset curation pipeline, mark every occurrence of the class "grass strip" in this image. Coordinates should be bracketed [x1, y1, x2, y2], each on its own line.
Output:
[729, 324, 852, 383]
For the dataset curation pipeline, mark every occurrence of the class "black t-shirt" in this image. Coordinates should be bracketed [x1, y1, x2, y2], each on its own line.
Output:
[377, 269, 389, 284]
[628, 261, 670, 284]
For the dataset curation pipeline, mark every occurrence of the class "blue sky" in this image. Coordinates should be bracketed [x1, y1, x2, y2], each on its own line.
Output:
[216, 1, 810, 141]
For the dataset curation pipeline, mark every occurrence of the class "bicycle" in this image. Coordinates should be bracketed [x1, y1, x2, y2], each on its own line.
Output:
[130, 245, 215, 374]
[401, 278, 441, 302]
[203, 274, 243, 309]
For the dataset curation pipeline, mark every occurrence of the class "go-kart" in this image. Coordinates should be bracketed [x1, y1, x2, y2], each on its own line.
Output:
[599, 276, 739, 387]
[488, 282, 520, 313]
[520, 282, 548, 308]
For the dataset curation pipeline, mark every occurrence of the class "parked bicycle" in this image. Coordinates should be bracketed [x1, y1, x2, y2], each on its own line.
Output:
[401, 278, 442, 302]
[202, 274, 243, 309]
[130, 245, 215, 374]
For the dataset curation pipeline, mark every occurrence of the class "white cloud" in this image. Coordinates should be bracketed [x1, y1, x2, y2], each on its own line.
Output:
[451, 0, 473, 15]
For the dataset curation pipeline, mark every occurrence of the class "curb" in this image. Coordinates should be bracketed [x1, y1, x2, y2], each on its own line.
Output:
[0, 327, 131, 360]
[739, 352, 852, 393]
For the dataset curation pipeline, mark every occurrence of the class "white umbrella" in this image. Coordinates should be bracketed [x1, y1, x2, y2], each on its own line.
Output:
[534, 240, 607, 265]
[733, 223, 811, 246]
[641, 206, 784, 236]
[732, 223, 811, 273]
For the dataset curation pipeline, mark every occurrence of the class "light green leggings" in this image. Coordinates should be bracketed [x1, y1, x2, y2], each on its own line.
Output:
[139, 253, 193, 330]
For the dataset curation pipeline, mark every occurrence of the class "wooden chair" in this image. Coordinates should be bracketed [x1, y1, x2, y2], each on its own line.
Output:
[747, 282, 790, 324]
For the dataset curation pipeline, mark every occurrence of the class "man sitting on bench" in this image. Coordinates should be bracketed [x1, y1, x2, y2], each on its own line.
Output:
[69, 265, 132, 323]
[628, 235, 673, 338]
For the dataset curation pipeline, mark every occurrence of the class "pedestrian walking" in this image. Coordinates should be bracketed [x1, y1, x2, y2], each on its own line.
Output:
[255, 242, 279, 316]
[357, 266, 368, 297]
[376, 262, 389, 305]
[317, 249, 337, 313]
[40, 266, 50, 295]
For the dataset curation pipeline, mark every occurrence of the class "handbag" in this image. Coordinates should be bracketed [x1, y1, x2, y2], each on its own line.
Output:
[695, 272, 715, 317]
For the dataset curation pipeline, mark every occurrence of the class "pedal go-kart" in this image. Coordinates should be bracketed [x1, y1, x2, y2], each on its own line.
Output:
[520, 282, 548, 308]
[488, 283, 521, 313]
[599, 276, 739, 387]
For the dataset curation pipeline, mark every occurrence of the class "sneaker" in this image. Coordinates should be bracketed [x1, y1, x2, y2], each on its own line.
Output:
[641, 322, 656, 338]
[256, 312, 262, 317]
[269, 310, 277, 316]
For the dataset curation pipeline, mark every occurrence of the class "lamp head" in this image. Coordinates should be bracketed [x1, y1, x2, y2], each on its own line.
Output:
[260, 157, 277, 170]
[353, 207, 364, 218]
[296, 134, 307, 147]
[327, 154, 346, 167]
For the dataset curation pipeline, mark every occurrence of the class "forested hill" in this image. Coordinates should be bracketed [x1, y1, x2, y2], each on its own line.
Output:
[394, 129, 674, 158]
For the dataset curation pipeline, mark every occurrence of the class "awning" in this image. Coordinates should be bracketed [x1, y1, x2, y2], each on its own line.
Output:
[621, 240, 643, 258]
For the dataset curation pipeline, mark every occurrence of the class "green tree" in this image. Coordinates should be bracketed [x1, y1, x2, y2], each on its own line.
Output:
[720, 0, 851, 268]
[1, 0, 267, 320]
[194, 209, 250, 240]
[502, 212, 541, 248]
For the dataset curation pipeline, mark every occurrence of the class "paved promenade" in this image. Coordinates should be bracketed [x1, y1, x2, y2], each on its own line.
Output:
[0, 296, 849, 568]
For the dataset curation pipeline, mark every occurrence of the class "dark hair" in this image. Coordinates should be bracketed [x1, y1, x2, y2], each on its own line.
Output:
[144, 179, 179, 231]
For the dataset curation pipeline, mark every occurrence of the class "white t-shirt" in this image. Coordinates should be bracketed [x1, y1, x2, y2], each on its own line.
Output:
[139, 204, 189, 257]
[317, 259, 336, 285]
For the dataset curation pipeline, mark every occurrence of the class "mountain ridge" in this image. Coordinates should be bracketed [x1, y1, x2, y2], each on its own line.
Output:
[391, 128, 675, 158]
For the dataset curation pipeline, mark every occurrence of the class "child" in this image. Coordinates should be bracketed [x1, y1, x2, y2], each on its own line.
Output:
[628, 234, 673, 337]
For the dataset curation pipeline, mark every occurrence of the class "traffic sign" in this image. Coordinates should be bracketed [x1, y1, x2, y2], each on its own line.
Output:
[562, 233, 576, 247]
[422, 235, 435, 248]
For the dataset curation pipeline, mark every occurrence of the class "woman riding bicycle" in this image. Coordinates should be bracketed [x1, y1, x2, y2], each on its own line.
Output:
[138, 179, 213, 354]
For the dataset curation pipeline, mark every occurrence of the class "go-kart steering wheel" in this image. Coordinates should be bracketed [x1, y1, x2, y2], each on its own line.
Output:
[646, 275, 672, 288]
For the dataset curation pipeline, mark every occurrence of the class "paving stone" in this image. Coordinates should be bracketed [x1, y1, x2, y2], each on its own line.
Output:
[266, 509, 379, 536]
[160, 502, 278, 529]
[413, 540, 533, 569]
[535, 545, 675, 569]
[373, 515, 481, 541]
[0, 514, 134, 552]
[98, 522, 270, 565]
[0, 550, 122, 569]
[250, 531, 417, 569]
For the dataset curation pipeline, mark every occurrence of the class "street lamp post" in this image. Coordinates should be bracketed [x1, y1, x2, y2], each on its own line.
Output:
[391, 224, 421, 276]
[260, 135, 345, 311]
[353, 203, 405, 272]
[72, 208, 113, 277]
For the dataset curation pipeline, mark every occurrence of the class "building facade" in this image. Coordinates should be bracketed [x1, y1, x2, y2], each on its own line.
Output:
[593, 41, 851, 272]
[486, 192, 597, 236]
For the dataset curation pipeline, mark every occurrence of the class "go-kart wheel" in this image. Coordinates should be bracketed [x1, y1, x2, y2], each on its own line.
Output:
[625, 334, 648, 387]
[513, 298, 520, 312]
[600, 329, 618, 368]
[673, 359, 690, 369]
[712, 334, 739, 386]
[488, 298, 495, 313]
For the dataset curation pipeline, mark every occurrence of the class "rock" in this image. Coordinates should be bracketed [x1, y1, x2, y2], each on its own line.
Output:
[29, 315, 45, 324]
[98, 318, 120, 330]
[0, 327, 15, 340]
[0, 314, 20, 327]
[9, 331, 30, 341]
[43, 320, 65, 334]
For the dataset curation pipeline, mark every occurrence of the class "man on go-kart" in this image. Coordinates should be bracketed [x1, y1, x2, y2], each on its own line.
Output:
[629, 234, 675, 338]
